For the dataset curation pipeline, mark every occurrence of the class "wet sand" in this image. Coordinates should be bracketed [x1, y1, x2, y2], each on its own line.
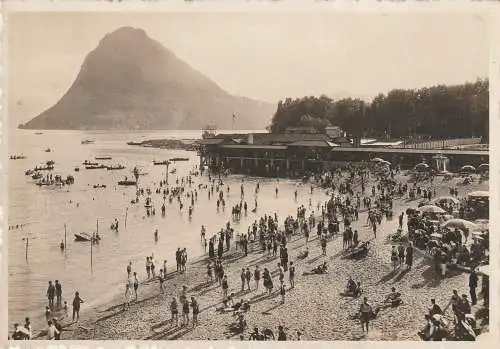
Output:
[55, 172, 488, 341]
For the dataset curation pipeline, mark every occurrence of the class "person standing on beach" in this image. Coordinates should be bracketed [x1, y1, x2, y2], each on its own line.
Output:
[279, 284, 286, 304]
[52, 318, 63, 340]
[47, 281, 55, 309]
[146, 257, 151, 279]
[176, 248, 182, 272]
[289, 262, 296, 288]
[359, 297, 372, 334]
[55, 280, 62, 309]
[71, 291, 84, 322]
[222, 275, 229, 299]
[469, 268, 478, 305]
[127, 262, 132, 278]
[133, 272, 139, 300]
[254, 265, 261, 290]
[240, 268, 246, 291]
[46, 320, 59, 340]
[391, 246, 398, 270]
[182, 298, 190, 326]
[245, 268, 252, 291]
[397, 245, 405, 268]
[24, 317, 32, 339]
[321, 235, 327, 256]
[190, 296, 199, 327]
[125, 278, 134, 308]
[170, 297, 178, 326]
[405, 243, 413, 269]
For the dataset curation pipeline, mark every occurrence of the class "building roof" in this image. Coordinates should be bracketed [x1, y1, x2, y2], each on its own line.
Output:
[288, 140, 333, 148]
[198, 138, 228, 145]
[221, 144, 288, 150]
[251, 133, 332, 146]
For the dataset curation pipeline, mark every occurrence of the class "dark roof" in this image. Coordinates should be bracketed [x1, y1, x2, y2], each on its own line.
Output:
[252, 133, 332, 145]
[288, 140, 332, 148]
[198, 138, 227, 145]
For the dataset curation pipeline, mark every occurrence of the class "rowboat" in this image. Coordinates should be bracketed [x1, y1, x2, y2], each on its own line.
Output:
[118, 180, 137, 186]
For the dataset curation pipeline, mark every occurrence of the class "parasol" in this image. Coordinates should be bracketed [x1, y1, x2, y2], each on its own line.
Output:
[434, 196, 460, 205]
[460, 165, 476, 173]
[441, 218, 478, 231]
[417, 205, 446, 214]
[467, 191, 489, 198]
[477, 163, 489, 172]
[414, 163, 430, 171]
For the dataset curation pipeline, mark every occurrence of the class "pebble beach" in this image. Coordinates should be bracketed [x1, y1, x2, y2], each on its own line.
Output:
[57, 172, 488, 341]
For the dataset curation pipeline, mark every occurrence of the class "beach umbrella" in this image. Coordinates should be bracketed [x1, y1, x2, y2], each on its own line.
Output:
[467, 191, 489, 198]
[477, 163, 489, 172]
[476, 265, 489, 277]
[460, 165, 476, 173]
[417, 205, 446, 214]
[414, 163, 429, 171]
[371, 157, 384, 163]
[434, 196, 460, 205]
[441, 218, 478, 231]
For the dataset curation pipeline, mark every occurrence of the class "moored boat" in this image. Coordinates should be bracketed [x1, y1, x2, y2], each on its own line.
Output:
[95, 156, 112, 160]
[153, 160, 170, 165]
[169, 157, 189, 162]
[118, 179, 137, 186]
[81, 139, 95, 145]
[85, 165, 107, 170]
[106, 165, 126, 170]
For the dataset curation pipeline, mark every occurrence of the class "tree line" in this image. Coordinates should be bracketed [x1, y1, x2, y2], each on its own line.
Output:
[269, 79, 488, 142]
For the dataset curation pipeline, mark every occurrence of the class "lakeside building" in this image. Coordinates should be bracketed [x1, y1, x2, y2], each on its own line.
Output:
[198, 131, 488, 177]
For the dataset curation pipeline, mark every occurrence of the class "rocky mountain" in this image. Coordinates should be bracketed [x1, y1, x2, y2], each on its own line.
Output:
[20, 27, 275, 130]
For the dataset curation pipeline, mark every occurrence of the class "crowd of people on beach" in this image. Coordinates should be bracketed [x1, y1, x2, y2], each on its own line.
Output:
[11, 156, 489, 341]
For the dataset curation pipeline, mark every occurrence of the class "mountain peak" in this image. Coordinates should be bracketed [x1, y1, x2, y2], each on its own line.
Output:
[20, 27, 275, 130]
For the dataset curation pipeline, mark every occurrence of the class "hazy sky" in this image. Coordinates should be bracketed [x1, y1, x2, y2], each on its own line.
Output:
[8, 12, 489, 124]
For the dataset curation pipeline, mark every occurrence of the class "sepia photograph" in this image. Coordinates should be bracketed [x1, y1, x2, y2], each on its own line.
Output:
[5, 9, 491, 342]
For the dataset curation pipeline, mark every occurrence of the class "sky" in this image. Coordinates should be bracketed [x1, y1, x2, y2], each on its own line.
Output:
[7, 11, 489, 125]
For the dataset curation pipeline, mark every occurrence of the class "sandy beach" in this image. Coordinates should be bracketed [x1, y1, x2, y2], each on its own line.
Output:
[53, 172, 489, 341]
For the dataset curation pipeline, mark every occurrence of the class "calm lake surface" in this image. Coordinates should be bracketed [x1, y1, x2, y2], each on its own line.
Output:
[7, 129, 328, 331]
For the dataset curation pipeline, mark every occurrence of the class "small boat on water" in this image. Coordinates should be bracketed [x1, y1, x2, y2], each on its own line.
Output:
[95, 156, 112, 160]
[10, 154, 26, 160]
[169, 157, 189, 162]
[81, 140, 95, 145]
[83, 160, 98, 166]
[118, 178, 137, 186]
[85, 165, 107, 170]
[153, 160, 170, 166]
[35, 132, 43, 135]
[74, 232, 100, 242]
[106, 165, 125, 170]
[45, 148, 51, 153]
[127, 141, 142, 146]
[93, 184, 107, 189]
[74, 167, 80, 172]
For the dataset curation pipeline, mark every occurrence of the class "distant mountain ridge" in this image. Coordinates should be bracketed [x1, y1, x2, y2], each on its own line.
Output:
[20, 27, 276, 130]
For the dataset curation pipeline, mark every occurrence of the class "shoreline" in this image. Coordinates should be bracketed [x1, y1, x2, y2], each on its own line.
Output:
[50, 172, 490, 341]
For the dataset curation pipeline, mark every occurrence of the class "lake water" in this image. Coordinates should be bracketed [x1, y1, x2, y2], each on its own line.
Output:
[7, 129, 328, 331]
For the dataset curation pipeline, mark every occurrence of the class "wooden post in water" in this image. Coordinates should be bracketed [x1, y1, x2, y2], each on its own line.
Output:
[90, 238, 93, 271]
[25, 237, 29, 260]
[125, 207, 128, 228]
[64, 224, 67, 248]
